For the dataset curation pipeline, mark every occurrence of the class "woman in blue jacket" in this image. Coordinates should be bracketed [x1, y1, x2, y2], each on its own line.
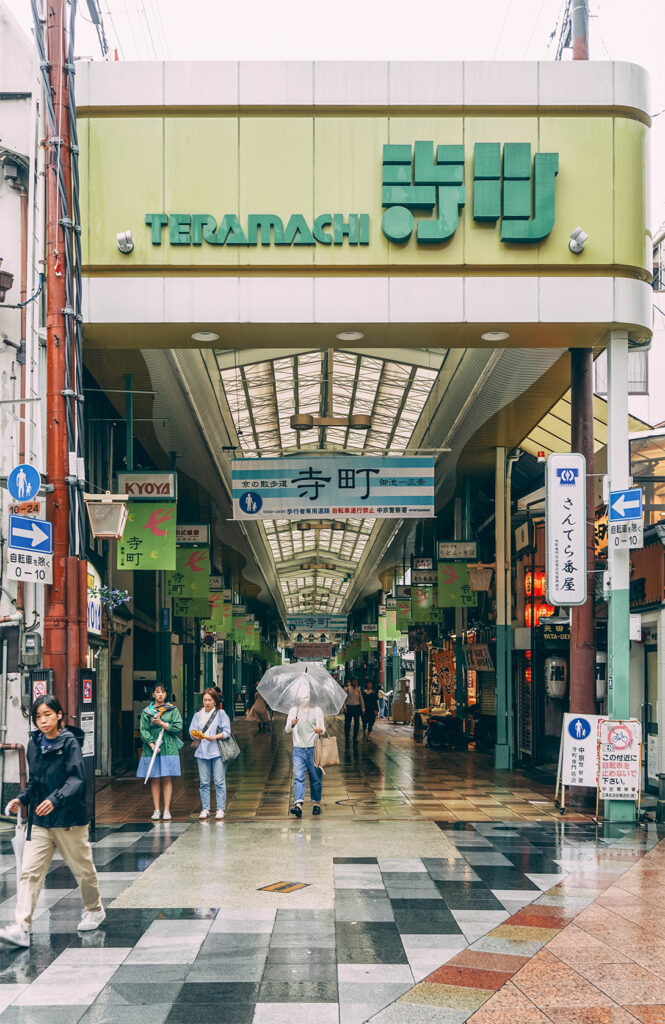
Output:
[0, 695, 104, 949]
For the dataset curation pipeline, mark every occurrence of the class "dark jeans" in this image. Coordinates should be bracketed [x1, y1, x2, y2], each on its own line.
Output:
[345, 705, 361, 741]
[362, 710, 376, 734]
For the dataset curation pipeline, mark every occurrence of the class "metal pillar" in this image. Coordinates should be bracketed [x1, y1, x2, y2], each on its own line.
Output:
[569, 349, 596, 715]
[454, 497, 464, 709]
[495, 447, 511, 769]
[606, 330, 635, 820]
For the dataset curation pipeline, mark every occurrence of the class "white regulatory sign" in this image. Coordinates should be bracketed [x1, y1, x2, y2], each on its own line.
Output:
[598, 719, 641, 800]
[5, 550, 53, 584]
[545, 453, 587, 607]
[561, 713, 605, 787]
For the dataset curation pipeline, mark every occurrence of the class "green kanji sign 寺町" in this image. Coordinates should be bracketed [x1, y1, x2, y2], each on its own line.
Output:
[166, 546, 210, 600]
[117, 501, 176, 571]
[410, 585, 443, 623]
[437, 562, 478, 608]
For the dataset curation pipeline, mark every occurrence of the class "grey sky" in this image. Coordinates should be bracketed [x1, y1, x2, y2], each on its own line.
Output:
[11, 0, 665, 225]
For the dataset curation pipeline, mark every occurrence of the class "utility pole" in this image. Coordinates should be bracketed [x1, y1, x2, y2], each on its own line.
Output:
[42, 0, 84, 725]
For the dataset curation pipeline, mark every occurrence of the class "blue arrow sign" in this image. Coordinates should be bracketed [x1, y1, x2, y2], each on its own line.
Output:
[8, 515, 53, 554]
[7, 464, 41, 503]
[609, 487, 643, 522]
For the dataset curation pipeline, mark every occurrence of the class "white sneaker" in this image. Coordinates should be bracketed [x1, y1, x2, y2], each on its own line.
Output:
[199, 809, 210, 819]
[0, 924, 29, 948]
[162, 810, 172, 820]
[215, 809, 225, 820]
[78, 909, 106, 932]
[151, 809, 161, 820]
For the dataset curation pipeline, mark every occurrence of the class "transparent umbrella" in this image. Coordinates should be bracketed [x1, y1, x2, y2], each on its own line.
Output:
[4, 804, 25, 891]
[258, 662, 347, 716]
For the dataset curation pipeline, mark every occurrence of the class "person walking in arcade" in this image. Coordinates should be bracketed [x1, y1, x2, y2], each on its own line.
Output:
[285, 684, 325, 818]
[344, 677, 365, 743]
[137, 684, 183, 820]
[0, 696, 105, 949]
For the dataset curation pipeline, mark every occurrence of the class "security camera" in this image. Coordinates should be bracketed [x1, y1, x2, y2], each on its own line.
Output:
[117, 230, 134, 254]
[569, 226, 588, 255]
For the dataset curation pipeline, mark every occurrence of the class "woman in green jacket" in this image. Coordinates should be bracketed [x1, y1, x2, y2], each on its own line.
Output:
[136, 684, 183, 820]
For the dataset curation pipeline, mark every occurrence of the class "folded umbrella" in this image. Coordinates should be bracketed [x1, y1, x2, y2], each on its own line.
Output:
[257, 661, 347, 716]
[5, 803, 25, 891]
[143, 727, 164, 784]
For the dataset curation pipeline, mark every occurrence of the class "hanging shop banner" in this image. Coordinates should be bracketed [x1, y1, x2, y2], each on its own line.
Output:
[411, 568, 438, 585]
[117, 501, 176, 571]
[545, 453, 587, 606]
[293, 642, 333, 659]
[463, 644, 494, 671]
[408, 623, 438, 651]
[286, 614, 347, 633]
[430, 649, 456, 710]
[560, 712, 605, 787]
[437, 562, 478, 608]
[117, 471, 177, 500]
[410, 585, 443, 623]
[175, 524, 209, 545]
[438, 541, 477, 561]
[234, 615, 247, 644]
[232, 456, 435, 520]
[386, 604, 400, 640]
[378, 611, 388, 642]
[396, 598, 411, 631]
[166, 547, 211, 600]
[361, 631, 378, 653]
[598, 719, 641, 800]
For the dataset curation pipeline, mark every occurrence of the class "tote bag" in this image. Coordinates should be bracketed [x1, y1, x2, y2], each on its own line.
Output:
[314, 735, 339, 768]
[217, 734, 240, 763]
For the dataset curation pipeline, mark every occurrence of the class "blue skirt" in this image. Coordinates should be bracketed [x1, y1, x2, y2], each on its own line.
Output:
[136, 754, 181, 779]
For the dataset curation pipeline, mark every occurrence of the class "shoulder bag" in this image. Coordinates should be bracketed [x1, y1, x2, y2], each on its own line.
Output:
[191, 709, 218, 750]
[314, 734, 339, 769]
[218, 732, 240, 763]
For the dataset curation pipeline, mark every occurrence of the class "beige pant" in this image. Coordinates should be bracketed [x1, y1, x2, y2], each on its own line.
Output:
[15, 824, 102, 931]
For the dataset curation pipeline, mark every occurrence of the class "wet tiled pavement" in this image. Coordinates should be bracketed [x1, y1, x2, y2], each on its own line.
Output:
[96, 717, 590, 824]
[0, 815, 660, 1023]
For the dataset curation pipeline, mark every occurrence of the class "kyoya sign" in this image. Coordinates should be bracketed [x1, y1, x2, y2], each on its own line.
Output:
[545, 453, 587, 606]
[117, 472, 176, 500]
[293, 642, 333, 659]
[598, 719, 641, 800]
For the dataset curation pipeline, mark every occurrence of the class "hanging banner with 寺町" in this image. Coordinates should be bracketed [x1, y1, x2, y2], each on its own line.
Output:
[117, 501, 176, 571]
[437, 562, 478, 608]
[396, 597, 411, 631]
[410, 585, 443, 623]
[166, 547, 211, 600]
[232, 456, 435, 520]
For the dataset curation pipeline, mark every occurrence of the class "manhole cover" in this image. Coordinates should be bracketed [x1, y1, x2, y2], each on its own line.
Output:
[258, 881, 311, 893]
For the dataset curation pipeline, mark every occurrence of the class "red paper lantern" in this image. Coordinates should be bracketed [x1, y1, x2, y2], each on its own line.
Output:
[525, 602, 555, 628]
[524, 570, 547, 598]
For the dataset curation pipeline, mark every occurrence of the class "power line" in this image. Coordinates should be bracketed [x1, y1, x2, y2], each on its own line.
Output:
[493, 0, 516, 58]
[523, 0, 549, 58]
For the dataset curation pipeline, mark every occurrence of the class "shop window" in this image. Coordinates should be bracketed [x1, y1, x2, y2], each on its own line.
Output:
[594, 350, 648, 396]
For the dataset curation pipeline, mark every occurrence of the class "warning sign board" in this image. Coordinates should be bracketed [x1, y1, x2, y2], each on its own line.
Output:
[598, 719, 641, 800]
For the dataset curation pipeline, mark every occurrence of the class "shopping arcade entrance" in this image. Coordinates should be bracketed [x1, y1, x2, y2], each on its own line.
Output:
[78, 56, 652, 780]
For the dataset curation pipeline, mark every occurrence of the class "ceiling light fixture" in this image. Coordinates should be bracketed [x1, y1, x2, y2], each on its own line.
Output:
[335, 330, 365, 342]
[191, 331, 220, 342]
[480, 330, 510, 342]
[290, 413, 371, 431]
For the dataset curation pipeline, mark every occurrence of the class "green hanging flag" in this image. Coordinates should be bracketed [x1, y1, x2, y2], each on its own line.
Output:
[410, 585, 443, 623]
[167, 547, 210, 600]
[396, 598, 411, 631]
[437, 562, 478, 608]
[117, 501, 176, 571]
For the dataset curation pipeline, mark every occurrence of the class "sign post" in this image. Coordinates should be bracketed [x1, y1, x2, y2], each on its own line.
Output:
[608, 487, 643, 550]
[606, 330, 635, 821]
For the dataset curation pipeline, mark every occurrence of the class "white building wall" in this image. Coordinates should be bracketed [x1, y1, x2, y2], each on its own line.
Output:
[0, 3, 46, 784]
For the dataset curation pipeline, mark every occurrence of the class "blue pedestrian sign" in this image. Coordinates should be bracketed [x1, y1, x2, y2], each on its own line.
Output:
[609, 487, 643, 522]
[7, 464, 40, 503]
[568, 717, 591, 740]
[8, 515, 53, 554]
